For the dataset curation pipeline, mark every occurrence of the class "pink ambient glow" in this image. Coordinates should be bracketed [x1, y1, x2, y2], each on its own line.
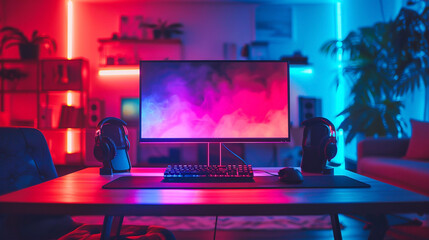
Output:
[99, 68, 140, 76]
[66, 91, 73, 106]
[66, 128, 73, 153]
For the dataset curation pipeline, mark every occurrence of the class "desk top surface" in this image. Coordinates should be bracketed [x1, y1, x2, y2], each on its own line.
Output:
[1, 167, 429, 216]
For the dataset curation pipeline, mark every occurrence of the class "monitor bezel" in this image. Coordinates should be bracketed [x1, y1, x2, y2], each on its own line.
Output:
[139, 60, 290, 143]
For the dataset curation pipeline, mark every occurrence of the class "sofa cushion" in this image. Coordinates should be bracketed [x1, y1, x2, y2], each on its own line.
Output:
[404, 119, 429, 160]
[358, 156, 429, 196]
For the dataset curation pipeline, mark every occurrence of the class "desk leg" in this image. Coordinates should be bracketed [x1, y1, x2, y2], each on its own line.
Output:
[366, 214, 388, 240]
[330, 214, 342, 240]
[101, 215, 124, 240]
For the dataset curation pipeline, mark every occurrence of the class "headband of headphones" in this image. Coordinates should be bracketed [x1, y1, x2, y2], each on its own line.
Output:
[302, 117, 336, 138]
[97, 117, 127, 130]
[97, 117, 128, 136]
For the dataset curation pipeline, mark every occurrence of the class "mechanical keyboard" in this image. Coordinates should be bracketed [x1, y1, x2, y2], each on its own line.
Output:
[163, 165, 254, 182]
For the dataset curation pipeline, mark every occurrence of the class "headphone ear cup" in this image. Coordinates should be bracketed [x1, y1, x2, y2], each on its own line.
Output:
[325, 138, 337, 160]
[320, 137, 329, 160]
[103, 137, 116, 161]
[94, 136, 104, 161]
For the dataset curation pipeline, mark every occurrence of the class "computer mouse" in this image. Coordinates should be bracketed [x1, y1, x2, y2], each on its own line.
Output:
[278, 167, 304, 184]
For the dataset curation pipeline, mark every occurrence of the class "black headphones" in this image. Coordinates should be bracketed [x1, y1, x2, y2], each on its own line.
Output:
[94, 117, 131, 175]
[301, 117, 337, 173]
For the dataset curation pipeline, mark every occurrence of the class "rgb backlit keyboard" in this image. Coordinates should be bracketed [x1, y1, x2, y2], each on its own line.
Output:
[163, 165, 254, 182]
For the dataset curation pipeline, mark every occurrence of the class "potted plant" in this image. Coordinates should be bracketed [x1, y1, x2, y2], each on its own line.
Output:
[320, 5, 429, 144]
[0, 26, 57, 60]
[140, 19, 183, 39]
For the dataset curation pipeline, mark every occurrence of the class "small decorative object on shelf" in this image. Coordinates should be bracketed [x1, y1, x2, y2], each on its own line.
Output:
[281, 51, 309, 65]
[58, 105, 85, 128]
[0, 68, 28, 90]
[41, 59, 89, 91]
[0, 26, 57, 60]
[120, 15, 144, 39]
[240, 41, 269, 60]
[140, 19, 183, 39]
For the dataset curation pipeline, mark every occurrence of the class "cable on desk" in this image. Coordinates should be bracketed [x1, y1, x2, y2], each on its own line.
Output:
[213, 215, 218, 240]
[222, 144, 279, 177]
[222, 143, 248, 165]
[253, 169, 279, 176]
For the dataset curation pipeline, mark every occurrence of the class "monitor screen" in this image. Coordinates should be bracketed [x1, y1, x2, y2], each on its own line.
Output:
[139, 60, 290, 142]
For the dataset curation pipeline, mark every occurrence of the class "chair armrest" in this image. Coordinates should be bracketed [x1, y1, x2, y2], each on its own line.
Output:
[357, 138, 410, 159]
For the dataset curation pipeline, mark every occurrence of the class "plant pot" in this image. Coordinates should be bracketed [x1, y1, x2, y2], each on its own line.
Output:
[19, 43, 39, 60]
[163, 31, 172, 39]
[153, 30, 172, 39]
[153, 29, 162, 39]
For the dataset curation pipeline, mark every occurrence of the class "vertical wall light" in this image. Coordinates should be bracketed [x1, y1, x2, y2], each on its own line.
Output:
[66, 90, 74, 154]
[67, 0, 74, 154]
[335, 0, 345, 167]
[67, 0, 73, 60]
[67, 129, 73, 154]
[66, 91, 73, 106]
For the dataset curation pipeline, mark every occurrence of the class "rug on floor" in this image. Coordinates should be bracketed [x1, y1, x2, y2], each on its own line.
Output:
[72, 215, 342, 230]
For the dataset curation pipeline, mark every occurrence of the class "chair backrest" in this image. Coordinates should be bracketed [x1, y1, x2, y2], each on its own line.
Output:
[0, 128, 80, 239]
[0, 127, 58, 196]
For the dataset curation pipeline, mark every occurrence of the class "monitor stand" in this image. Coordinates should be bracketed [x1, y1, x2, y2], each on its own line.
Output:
[207, 142, 223, 165]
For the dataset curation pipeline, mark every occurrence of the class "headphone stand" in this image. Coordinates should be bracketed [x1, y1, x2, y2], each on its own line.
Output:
[322, 166, 334, 175]
[100, 165, 113, 175]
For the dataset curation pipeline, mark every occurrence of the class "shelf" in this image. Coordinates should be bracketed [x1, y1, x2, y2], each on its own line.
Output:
[98, 39, 183, 65]
[40, 127, 85, 131]
[1, 59, 89, 166]
[0, 59, 39, 63]
[99, 64, 140, 68]
[98, 38, 182, 44]
[0, 90, 39, 93]
[98, 65, 140, 76]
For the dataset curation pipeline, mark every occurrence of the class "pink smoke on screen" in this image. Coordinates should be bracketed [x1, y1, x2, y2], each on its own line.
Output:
[141, 62, 289, 139]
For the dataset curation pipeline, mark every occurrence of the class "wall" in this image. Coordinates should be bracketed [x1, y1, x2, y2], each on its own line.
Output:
[1, 0, 341, 165]
[6, 0, 414, 165]
[72, 2, 338, 125]
[72, 1, 340, 165]
[73, 1, 256, 118]
[0, 0, 5, 27]
[1, 0, 66, 58]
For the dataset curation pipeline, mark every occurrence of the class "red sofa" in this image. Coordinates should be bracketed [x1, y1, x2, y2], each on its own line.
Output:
[357, 138, 429, 196]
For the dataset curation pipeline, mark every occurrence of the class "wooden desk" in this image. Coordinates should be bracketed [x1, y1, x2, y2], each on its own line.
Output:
[1, 168, 429, 240]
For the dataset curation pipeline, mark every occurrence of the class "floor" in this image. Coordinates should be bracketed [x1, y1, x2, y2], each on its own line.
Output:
[171, 215, 370, 240]
[171, 214, 429, 240]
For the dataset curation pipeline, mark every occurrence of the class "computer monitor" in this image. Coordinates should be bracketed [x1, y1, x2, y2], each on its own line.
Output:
[139, 60, 290, 143]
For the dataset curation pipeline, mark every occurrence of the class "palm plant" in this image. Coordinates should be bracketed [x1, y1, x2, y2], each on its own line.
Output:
[0, 26, 57, 59]
[321, 7, 429, 144]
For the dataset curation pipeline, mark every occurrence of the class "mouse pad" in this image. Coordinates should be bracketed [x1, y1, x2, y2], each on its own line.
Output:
[103, 175, 370, 189]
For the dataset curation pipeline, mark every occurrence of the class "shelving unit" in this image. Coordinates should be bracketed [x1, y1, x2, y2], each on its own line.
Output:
[0, 59, 89, 165]
[98, 38, 183, 66]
